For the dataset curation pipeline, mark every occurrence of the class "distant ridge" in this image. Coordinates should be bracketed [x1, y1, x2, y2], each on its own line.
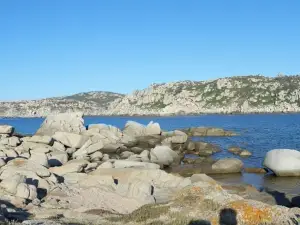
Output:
[1, 75, 300, 117]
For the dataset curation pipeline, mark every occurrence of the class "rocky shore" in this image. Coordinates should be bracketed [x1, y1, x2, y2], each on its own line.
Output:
[0, 112, 299, 225]
[1, 75, 300, 117]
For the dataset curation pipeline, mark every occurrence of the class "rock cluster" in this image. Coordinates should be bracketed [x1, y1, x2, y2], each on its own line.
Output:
[0, 113, 298, 224]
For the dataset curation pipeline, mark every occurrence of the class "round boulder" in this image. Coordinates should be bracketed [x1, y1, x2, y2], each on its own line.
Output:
[212, 158, 243, 174]
[263, 149, 300, 176]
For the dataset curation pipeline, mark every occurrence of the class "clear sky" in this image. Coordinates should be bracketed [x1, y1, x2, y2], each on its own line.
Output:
[1, 0, 299, 100]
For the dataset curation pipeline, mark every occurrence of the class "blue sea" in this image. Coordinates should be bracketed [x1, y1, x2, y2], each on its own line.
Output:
[1, 114, 300, 195]
[1, 114, 300, 168]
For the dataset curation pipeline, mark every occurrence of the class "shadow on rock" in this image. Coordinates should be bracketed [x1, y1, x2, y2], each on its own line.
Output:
[264, 188, 292, 207]
[0, 199, 31, 222]
[219, 208, 237, 225]
[264, 187, 300, 208]
[188, 220, 211, 225]
[188, 208, 237, 225]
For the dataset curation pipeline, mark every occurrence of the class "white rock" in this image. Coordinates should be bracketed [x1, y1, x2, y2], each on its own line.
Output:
[49, 159, 88, 176]
[0, 151, 6, 157]
[140, 150, 150, 162]
[29, 153, 49, 168]
[150, 146, 179, 166]
[240, 150, 252, 157]
[263, 149, 300, 176]
[3, 149, 18, 158]
[85, 141, 104, 154]
[115, 179, 155, 204]
[53, 141, 66, 151]
[27, 136, 53, 145]
[98, 161, 113, 168]
[66, 148, 76, 155]
[53, 132, 89, 149]
[145, 121, 161, 135]
[114, 160, 160, 169]
[101, 143, 122, 153]
[16, 183, 30, 199]
[63, 173, 88, 185]
[84, 163, 98, 173]
[212, 158, 243, 173]
[123, 121, 145, 137]
[190, 174, 217, 183]
[102, 154, 110, 161]
[0, 174, 26, 194]
[36, 112, 86, 136]
[90, 151, 103, 161]
[1, 158, 51, 179]
[0, 125, 14, 134]
[28, 184, 38, 200]
[47, 151, 68, 167]
[0, 137, 20, 147]
[120, 151, 134, 159]
[21, 142, 52, 151]
[30, 147, 51, 154]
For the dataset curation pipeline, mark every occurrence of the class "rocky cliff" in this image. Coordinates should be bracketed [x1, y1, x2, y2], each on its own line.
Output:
[1, 75, 300, 117]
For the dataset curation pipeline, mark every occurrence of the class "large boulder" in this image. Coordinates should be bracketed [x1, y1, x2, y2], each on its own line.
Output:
[150, 146, 179, 166]
[29, 152, 49, 168]
[162, 130, 188, 145]
[36, 112, 86, 136]
[27, 135, 53, 145]
[123, 121, 161, 137]
[47, 151, 69, 167]
[263, 149, 300, 176]
[145, 122, 161, 135]
[0, 125, 14, 135]
[88, 124, 122, 137]
[53, 132, 89, 149]
[123, 121, 145, 137]
[49, 159, 88, 176]
[212, 158, 243, 174]
[0, 174, 26, 194]
[0, 159, 52, 195]
[73, 140, 104, 158]
[0, 137, 20, 147]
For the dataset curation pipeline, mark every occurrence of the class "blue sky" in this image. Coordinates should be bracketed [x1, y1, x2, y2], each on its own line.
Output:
[0, 0, 299, 100]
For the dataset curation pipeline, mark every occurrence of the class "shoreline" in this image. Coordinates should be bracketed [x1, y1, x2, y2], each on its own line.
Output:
[2, 111, 300, 119]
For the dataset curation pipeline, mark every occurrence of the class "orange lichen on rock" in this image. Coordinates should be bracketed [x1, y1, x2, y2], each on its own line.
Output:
[228, 200, 272, 225]
[210, 217, 218, 225]
[190, 186, 202, 194]
[12, 158, 26, 166]
[215, 184, 223, 191]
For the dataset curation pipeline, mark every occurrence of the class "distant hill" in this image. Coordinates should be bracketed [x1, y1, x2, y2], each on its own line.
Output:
[0, 91, 124, 117]
[1, 75, 300, 117]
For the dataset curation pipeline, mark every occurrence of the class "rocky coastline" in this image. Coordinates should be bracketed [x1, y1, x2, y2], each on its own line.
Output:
[2, 75, 300, 117]
[0, 112, 299, 225]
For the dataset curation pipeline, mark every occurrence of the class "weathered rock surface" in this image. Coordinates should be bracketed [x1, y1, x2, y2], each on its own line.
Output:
[49, 159, 88, 176]
[27, 136, 53, 145]
[52, 132, 89, 149]
[150, 146, 179, 166]
[1, 116, 294, 225]
[36, 112, 86, 136]
[264, 149, 300, 176]
[113, 160, 160, 169]
[212, 158, 243, 174]
[0, 125, 14, 134]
